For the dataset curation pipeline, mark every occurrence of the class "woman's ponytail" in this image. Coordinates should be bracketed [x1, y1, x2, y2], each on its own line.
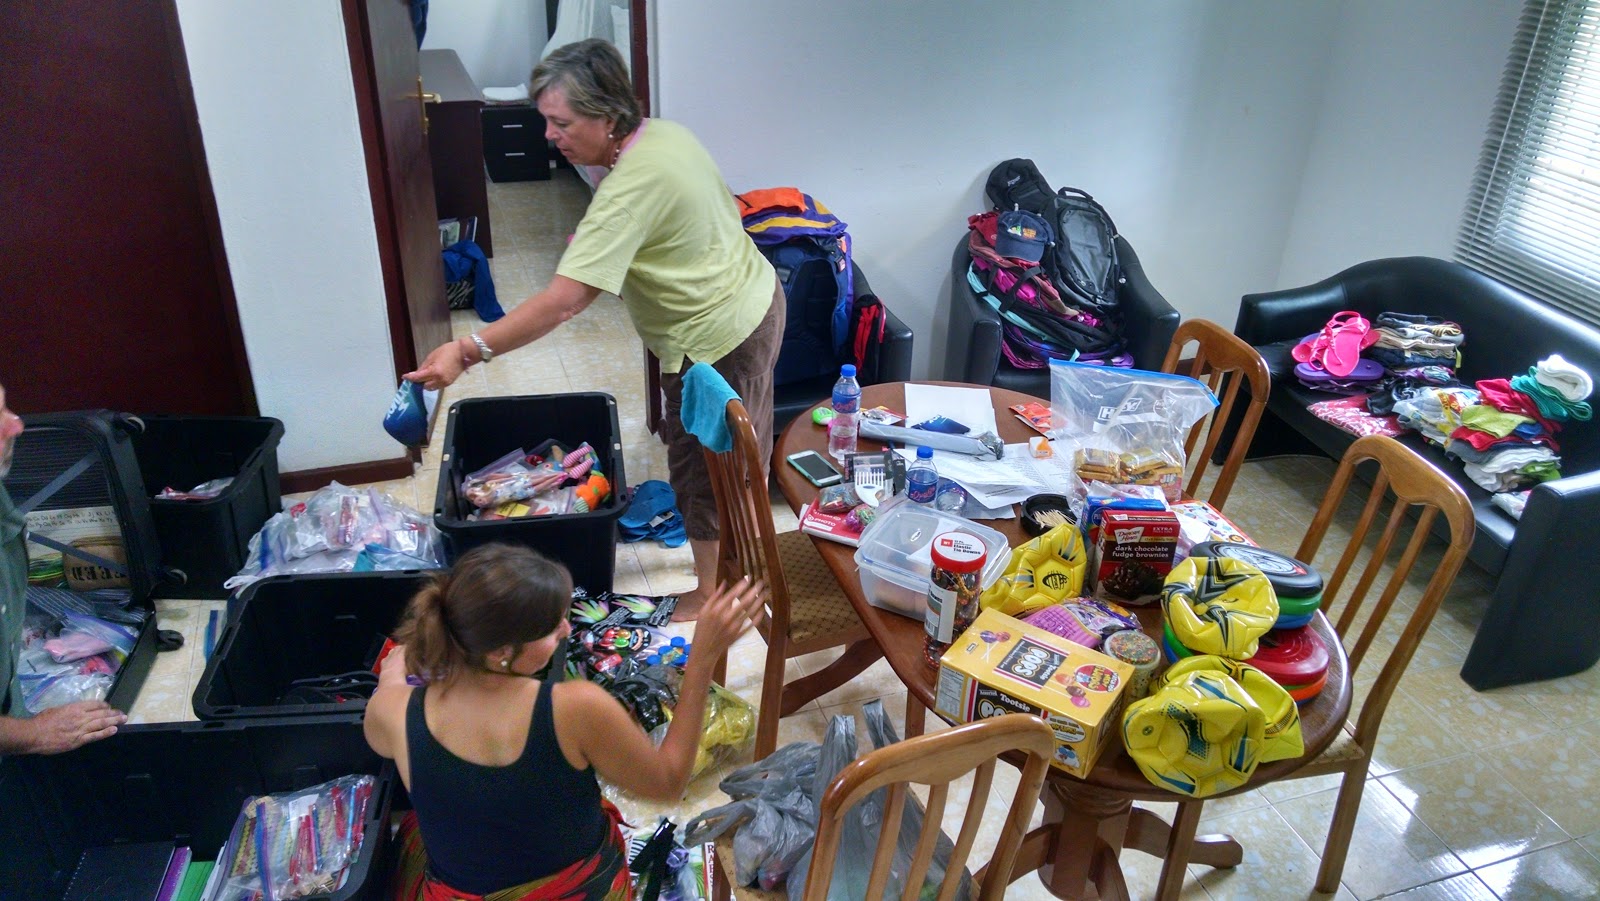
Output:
[394, 573, 461, 679]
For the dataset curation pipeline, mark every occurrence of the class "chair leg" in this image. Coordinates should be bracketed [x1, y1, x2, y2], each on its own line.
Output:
[1315, 767, 1368, 894]
[1156, 801, 1203, 901]
[754, 638, 788, 760]
[711, 649, 728, 689]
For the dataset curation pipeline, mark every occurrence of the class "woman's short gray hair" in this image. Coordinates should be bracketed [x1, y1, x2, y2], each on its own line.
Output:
[530, 38, 641, 136]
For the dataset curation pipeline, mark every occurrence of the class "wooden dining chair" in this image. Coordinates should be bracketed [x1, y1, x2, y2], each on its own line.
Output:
[1158, 318, 1271, 511]
[702, 398, 879, 759]
[716, 714, 1057, 901]
[1154, 434, 1475, 899]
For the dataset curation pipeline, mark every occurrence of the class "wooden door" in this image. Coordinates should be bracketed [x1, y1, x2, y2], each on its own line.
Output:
[0, 1, 254, 415]
[346, 0, 451, 375]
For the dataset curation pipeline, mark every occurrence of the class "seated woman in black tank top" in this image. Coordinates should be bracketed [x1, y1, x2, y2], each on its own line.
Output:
[364, 543, 764, 901]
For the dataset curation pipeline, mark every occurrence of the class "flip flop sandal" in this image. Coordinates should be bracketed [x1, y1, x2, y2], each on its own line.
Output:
[1322, 311, 1377, 378]
[1296, 359, 1386, 386]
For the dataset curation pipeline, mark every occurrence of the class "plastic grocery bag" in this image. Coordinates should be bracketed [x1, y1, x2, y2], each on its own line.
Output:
[649, 681, 757, 782]
[684, 741, 823, 890]
[787, 701, 973, 901]
[1049, 360, 1217, 503]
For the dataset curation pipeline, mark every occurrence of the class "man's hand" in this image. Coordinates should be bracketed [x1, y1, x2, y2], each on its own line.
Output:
[18, 700, 126, 755]
[405, 340, 469, 391]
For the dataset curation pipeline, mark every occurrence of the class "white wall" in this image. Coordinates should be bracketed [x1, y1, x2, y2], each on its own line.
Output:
[423, 0, 547, 89]
[176, 0, 401, 473]
[658, 1, 1342, 378]
[1275, 0, 1521, 291]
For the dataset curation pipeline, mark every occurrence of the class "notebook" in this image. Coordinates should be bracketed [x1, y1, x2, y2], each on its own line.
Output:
[174, 860, 215, 901]
[62, 841, 174, 901]
[155, 846, 191, 901]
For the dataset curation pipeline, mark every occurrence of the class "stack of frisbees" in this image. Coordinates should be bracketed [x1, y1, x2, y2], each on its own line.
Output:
[1186, 542, 1331, 702]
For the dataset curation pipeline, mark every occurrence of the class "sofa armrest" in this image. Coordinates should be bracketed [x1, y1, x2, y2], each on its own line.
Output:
[943, 238, 1004, 383]
[1234, 276, 1356, 346]
[1116, 237, 1181, 370]
[877, 305, 914, 383]
[1461, 467, 1600, 688]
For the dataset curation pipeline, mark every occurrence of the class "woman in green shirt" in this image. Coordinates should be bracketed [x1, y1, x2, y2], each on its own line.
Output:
[408, 39, 782, 622]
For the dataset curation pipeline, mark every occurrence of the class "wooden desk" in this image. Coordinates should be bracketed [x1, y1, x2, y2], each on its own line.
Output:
[420, 49, 493, 256]
[773, 382, 1353, 900]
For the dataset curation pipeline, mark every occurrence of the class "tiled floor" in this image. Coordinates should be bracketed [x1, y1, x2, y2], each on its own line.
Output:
[129, 175, 1600, 900]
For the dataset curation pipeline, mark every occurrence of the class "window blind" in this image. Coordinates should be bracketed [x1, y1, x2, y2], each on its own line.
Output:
[1458, 0, 1600, 325]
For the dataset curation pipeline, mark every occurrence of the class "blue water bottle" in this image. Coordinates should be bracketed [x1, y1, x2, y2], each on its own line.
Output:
[827, 364, 861, 463]
[907, 446, 938, 505]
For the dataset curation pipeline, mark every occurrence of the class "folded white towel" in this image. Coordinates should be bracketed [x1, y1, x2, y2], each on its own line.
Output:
[1534, 353, 1593, 402]
[484, 83, 530, 103]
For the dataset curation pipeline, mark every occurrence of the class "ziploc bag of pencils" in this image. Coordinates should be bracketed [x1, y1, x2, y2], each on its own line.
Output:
[207, 774, 375, 900]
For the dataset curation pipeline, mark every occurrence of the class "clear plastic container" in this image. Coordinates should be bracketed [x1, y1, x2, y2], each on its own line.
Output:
[852, 498, 1011, 620]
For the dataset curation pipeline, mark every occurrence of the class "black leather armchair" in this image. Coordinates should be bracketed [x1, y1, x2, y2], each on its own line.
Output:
[943, 233, 1180, 396]
[1231, 257, 1600, 690]
[772, 263, 913, 434]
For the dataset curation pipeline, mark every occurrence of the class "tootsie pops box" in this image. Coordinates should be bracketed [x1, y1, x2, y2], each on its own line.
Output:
[934, 608, 1133, 777]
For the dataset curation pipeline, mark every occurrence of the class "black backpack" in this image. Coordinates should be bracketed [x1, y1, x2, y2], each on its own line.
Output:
[985, 158, 1125, 313]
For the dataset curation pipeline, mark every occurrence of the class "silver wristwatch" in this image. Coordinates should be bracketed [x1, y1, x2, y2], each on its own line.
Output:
[469, 333, 495, 363]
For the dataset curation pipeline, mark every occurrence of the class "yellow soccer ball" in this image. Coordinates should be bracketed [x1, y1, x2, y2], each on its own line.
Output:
[1161, 655, 1304, 763]
[979, 522, 1088, 617]
[1163, 557, 1279, 659]
[1122, 662, 1265, 798]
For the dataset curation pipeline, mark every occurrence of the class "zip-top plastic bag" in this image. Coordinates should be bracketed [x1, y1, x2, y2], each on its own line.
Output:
[1049, 360, 1217, 504]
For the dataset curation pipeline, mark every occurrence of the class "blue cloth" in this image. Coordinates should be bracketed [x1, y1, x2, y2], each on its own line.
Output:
[681, 362, 740, 453]
[618, 480, 687, 548]
[442, 239, 504, 322]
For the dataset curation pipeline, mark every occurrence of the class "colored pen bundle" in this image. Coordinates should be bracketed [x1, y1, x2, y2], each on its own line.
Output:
[207, 774, 375, 901]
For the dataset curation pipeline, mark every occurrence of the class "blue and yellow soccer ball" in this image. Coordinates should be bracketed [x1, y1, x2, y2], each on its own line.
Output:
[1162, 655, 1304, 763]
[980, 522, 1088, 617]
[1122, 660, 1265, 798]
[1163, 557, 1279, 659]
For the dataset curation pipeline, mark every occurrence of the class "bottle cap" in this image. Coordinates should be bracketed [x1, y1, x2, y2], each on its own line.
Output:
[917, 445, 933, 459]
[930, 530, 987, 573]
[841, 364, 857, 377]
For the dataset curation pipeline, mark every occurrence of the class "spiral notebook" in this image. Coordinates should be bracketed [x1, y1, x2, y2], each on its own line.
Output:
[62, 840, 174, 901]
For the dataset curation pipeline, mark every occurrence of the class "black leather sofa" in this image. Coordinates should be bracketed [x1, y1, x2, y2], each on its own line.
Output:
[943, 233, 1181, 397]
[1232, 256, 1600, 690]
[772, 263, 913, 434]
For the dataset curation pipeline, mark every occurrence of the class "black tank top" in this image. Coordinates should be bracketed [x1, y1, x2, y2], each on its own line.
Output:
[405, 678, 608, 894]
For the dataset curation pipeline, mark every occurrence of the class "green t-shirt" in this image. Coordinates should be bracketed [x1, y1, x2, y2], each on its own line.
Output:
[556, 120, 774, 374]
[1, 484, 27, 720]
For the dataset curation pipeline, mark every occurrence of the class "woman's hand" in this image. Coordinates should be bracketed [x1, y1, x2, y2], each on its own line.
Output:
[688, 577, 766, 667]
[405, 340, 468, 390]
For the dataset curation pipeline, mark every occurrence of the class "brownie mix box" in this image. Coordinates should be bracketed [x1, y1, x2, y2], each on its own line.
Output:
[935, 609, 1134, 777]
[1094, 509, 1180, 604]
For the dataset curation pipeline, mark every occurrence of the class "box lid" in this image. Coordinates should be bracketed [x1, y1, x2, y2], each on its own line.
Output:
[941, 608, 1135, 729]
[853, 499, 1010, 593]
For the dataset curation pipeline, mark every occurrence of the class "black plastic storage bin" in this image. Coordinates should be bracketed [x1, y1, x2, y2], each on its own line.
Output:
[132, 414, 285, 598]
[433, 393, 627, 592]
[2, 410, 167, 713]
[195, 571, 428, 720]
[0, 716, 396, 901]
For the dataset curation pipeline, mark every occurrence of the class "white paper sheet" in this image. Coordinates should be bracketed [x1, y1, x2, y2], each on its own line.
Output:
[895, 444, 1079, 509]
[903, 384, 999, 437]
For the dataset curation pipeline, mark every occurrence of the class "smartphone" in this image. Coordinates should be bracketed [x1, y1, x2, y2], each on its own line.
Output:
[786, 450, 844, 487]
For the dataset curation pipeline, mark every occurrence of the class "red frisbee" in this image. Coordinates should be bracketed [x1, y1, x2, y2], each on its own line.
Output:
[1248, 626, 1330, 686]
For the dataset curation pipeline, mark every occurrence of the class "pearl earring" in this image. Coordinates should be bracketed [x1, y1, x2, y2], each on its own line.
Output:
[500, 659, 510, 669]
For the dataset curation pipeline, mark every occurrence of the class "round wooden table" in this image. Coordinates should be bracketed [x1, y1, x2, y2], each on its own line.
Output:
[774, 382, 1352, 900]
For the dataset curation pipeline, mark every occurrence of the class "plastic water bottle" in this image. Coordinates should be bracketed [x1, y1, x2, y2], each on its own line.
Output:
[827, 364, 861, 462]
[907, 446, 938, 505]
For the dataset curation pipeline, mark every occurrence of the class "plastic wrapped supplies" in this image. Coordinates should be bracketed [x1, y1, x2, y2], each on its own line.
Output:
[226, 483, 444, 591]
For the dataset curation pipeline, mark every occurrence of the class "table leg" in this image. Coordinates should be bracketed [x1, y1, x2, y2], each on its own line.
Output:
[905, 693, 926, 739]
[1124, 808, 1242, 870]
[1037, 780, 1132, 900]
